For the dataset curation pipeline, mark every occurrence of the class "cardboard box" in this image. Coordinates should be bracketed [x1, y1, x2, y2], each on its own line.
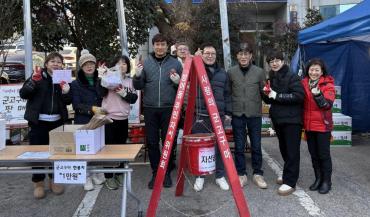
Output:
[331, 131, 352, 146]
[75, 126, 105, 155]
[49, 125, 83, 155]
[262, 116, 272, 130]
[333, 113, 352, 131]
[262, 102, 270, 114]
[335, 86, 341, 99]
[332, 99, 341, 113]
[0, 119, 5, 150]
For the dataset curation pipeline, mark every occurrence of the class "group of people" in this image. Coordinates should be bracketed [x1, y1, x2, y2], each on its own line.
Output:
[20, 49, 138, 199]
[20, 33, 335, 200]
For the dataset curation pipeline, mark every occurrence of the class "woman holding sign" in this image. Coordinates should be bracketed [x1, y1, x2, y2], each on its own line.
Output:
[20, 52, 71, 199]
[100, 55, 138, 190]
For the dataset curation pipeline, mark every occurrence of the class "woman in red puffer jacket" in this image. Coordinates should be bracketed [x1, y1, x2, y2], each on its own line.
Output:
[302, 58, 335, 194]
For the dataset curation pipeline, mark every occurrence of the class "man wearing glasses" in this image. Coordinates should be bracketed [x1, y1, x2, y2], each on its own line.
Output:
[227, 42, 268, 189]
[192, 43, 232, 192]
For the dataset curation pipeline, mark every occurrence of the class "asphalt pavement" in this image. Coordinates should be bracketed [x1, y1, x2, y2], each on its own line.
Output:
[1, 135, 370, 217]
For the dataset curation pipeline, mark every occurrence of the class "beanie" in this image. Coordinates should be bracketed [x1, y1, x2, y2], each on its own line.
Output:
[79, 49, 96, 67]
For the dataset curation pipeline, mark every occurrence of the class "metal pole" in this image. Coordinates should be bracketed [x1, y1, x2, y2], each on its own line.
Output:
[116, 0, 129, 56]
[218, 0, 231, 71]
[23, 0, 33, 79]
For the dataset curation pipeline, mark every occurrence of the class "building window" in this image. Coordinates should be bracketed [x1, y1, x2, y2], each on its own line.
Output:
[319, 4, 356, 20]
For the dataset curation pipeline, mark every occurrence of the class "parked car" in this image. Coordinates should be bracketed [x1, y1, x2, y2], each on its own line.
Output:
[60, 46, 77, 71]
[0, 51, 44, 83]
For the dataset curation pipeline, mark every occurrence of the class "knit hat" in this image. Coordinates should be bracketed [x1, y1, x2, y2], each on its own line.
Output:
[79, 49, 96, 67]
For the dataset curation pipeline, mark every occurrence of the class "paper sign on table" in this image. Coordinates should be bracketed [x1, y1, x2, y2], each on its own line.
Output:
[54, 161, 87, 184]
[17, 152, 51, 159]
[52, 70, 72, 84]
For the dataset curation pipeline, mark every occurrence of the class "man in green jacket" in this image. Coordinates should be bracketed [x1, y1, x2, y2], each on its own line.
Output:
[227, 42, 267, 189]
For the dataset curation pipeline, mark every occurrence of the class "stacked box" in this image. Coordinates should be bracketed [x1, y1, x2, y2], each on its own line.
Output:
[332, 99, 342, 113]
[262, 102, 270, 114]
[331, 113, 352, 147]
[335, 86, 341, 99]
[49, 125, 83, 155]
[262, 116, 271, 130]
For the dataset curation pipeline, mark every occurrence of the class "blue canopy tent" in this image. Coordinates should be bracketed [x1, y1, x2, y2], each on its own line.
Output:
[295, 0, 370, 132]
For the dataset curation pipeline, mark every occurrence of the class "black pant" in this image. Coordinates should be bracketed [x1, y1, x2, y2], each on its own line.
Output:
[143, 107, 176, 175]
[306, 131, 332, 177]
[104, 119, 129, 178]
[274, 123, 302, 188]
[29, 120, 63, 182]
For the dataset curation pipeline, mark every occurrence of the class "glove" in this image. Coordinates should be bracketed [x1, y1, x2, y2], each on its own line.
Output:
[268, 89, 277, 99]
[311, 87, 321, 95]
[91, 106, 106, 115]
[169, 69, 180, 84]
[136, 63, 143, 77]
[115, 87, 127, 98]
[60, 81, 70, 94]
[31, 67, 42, 82]
[225, 115, 232, 125]
[263, 80, 271, 95]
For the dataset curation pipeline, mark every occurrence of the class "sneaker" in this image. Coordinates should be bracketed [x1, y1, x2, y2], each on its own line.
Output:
[163, 174, 173, 188]
[105, 178, 119, 190]
[194, 177, 205, 192]
[148, 174, 156, 190]
[215, 177, 230, 191]
[115, 174, 123, 187]
[239, 175, 248, 187]
[276, 176, 283, 185]
[253, 175, 268, 189]
[84, 177, 94, 191]
[92, 173, 106, 185]
[277, 184, 295, 196]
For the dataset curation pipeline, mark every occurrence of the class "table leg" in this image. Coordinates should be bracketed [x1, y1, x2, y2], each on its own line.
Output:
[121, 172, 127, 217]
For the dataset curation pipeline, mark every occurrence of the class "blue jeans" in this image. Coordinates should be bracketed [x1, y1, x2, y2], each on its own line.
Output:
[192, 116, 225, 178]
[232, 115, 263, 176]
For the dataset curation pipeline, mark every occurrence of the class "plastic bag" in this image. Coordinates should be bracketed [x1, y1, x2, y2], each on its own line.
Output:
[101, 66, 122, 89]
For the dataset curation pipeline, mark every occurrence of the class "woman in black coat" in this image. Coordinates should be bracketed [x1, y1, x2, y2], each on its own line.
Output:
[20, 52, 70, 199]
[263, 50, 304, 196]
[70, 49, 106, 191]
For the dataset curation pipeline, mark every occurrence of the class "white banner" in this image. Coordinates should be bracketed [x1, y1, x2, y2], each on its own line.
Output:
[0, 84, 27, 125]
[128, 91, 141, 124]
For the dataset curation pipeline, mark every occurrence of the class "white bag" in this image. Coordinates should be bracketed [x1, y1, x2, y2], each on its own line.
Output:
[101, 66, 122, 89]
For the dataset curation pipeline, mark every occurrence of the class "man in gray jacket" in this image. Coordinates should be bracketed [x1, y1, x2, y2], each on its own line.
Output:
[228, 42, 267, 189]
[133, 34, 182, 189]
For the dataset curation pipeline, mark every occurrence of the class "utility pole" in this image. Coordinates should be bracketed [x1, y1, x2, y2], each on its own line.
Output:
[116, 0, 129, 56]
[219, 0, 231, 70]
[23, 0, 32, 79]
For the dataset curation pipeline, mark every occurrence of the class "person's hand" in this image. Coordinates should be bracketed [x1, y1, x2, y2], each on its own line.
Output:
[169, 69, 180, 84]
[263, 80, 271, 95]
[31, 67, 42, 82]
[60, 81, 70, 94]
[91, 106, 106, 115]
[225, 115, 232, 125]
[115, 86, 127, 97]
[268, 89, 277, 99]
[136, 63, 143, 77]
[194, 48, 202, 56]
[97, 64, 108, 76]
[311, 87, 321, 95]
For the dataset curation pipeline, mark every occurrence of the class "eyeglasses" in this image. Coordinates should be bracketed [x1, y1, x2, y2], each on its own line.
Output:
[203, 52, 216, 57]
[269, 59, 282, 65]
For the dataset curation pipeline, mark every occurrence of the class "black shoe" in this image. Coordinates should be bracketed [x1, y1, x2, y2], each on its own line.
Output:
[163, 174, 173, 188]
[148, 174, 155, 190]
[318, 181, 331, 194]
[309, 168, 322, 191]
